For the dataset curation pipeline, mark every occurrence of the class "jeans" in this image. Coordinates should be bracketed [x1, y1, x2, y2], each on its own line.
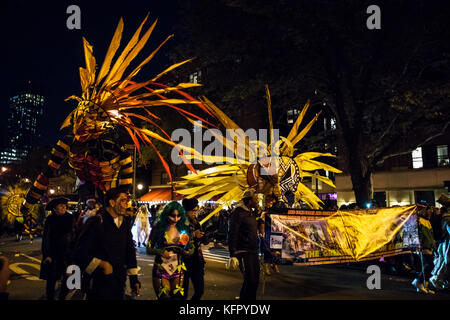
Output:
[238, 252, 260, 300]
[184, 261, 205, 300]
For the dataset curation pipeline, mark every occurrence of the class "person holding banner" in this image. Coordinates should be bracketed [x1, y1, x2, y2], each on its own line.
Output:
[228, 189, 260, 300]
[411, 207, 437, 294]
[430, 206, 450, 290]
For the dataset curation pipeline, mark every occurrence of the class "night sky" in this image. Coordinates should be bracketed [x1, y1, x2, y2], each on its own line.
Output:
[1, 0, 182, 146]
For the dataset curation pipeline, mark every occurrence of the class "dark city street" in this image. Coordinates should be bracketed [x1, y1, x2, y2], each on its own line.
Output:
[1, 237, 449, 300]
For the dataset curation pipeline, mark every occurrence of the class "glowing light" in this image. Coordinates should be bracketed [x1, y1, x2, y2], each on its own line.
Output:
[108, 110, 122, 119]
[137, 184, 143, 190]
[1, 167, 7, 173]
[49, 189, 55, 194]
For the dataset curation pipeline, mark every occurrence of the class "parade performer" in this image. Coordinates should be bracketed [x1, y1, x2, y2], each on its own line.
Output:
[175, 86, 342, 225]
[182, 198, 206, 300]
[430, 205, 450, 290]
[19, 14, 212, 234]
[146, 201, 193, 300]
[134, 204, 150, 247]
[40, 197, 75, 300]
[76, 198, 99, 228]
[73, 188, 141, 300]
[1, 185, 39, 242]
[228, 189, 260, 300]
[411, 207, 437, 294]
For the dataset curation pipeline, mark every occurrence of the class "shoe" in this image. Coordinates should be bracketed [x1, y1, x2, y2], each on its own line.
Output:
[411, 279, 428, 293]
[264, 264, 271, 276]
[402, 263, 412, 271]
[424, 281, 436, 294]
[429, 277, 439, 289]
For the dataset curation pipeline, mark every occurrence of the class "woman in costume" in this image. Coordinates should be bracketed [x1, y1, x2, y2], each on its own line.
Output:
[135, 204, 150, 247]
[146, 201, 193, 300]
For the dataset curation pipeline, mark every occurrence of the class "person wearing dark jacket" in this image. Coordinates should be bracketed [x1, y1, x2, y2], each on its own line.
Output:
[183, 198, 205, 300]
[41, 197, 75, 300]
[73, 188, 141, 300]
[411, 207, 437, 294]
[228, 189, 260, 300]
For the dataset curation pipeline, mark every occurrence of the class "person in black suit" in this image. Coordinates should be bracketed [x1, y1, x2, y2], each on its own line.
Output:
[73, 188, 141, 300]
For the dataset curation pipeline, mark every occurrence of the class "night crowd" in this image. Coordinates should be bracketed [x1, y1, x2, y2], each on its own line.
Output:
[0, 191, 449, 300]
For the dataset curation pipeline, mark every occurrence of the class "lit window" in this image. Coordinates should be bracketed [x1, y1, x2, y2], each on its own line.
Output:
[437, 145, 449, 167]
[189, 71, 202, 84]
[330, 118, 336, 130]
[412, 147, 423, 169]
[287, 109, 298, 124]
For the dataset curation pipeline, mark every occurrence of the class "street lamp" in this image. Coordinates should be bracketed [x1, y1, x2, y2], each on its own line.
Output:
[49, 189, 55, 194]
[1, 167, 7, 173]
[137, 183, 143, 190]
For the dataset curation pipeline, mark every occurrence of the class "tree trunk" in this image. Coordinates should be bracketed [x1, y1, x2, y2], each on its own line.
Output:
[345, 138, 373, 208]
[350, 170, 373, 209]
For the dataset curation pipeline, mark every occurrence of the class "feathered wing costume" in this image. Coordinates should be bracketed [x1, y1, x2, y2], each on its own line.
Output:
[174, 86, 342, 225]
[21, 15, 210, 220]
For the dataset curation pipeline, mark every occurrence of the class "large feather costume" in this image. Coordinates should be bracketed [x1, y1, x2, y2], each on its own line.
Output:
[21, 15, 210, 219]
[174, 87, 342, 225]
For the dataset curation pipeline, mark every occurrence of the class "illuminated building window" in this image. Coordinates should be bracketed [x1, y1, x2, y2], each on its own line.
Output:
[330, 118, 336, 130]
[437, 145, 449, 167]
[189, 71, 202, 84]
[287, 109, 299, 124]
[412, 147, 423, 169]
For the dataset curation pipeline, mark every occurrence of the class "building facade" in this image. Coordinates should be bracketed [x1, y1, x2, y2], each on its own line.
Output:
[0, 83, 44, 164]
[336, 134, 450, 208]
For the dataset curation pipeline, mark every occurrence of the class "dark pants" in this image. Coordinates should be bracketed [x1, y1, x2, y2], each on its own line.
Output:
[45, 260, 69, 300]
[417, 253, 434, 283]
[238, 252, 260, 300]
[184, 261, 205, 300]
[87, 273, 126, 300]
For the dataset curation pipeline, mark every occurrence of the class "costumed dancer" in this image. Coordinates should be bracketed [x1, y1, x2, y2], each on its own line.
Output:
[73, 188, 141, 300]
[257, 211, 279, 276]
[40, 197, 75, 300]
[13, 216, 24, 242]
[19, 15, 213, 234]
[146, 201, 193, 300]
[135, 204, 150, 247]
[76, 198, 99, 229]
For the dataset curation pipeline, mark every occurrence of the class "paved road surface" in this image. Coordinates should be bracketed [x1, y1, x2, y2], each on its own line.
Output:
[1, 237, 449, 300]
